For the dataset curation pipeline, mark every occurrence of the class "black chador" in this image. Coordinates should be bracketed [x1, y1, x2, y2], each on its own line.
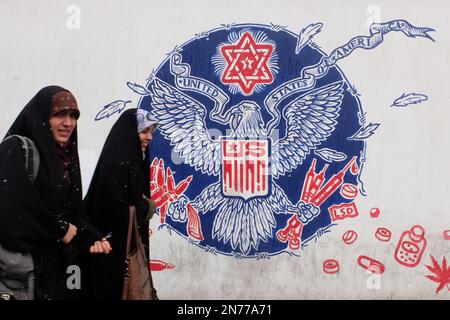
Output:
[82, 109, 150, 300]
[0, 86, 101, 300]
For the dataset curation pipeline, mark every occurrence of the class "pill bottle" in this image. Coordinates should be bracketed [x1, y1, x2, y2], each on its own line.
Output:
[394, 225, 427, 267]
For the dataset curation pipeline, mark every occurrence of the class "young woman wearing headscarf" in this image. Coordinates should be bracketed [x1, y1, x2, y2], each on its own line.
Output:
[82, 108, 157, 300]
[0, 86, 111, 300]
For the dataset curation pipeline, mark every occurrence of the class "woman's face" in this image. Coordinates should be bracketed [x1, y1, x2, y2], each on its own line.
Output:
[49, 110, 78, 145]
[139, 124, 156, 152]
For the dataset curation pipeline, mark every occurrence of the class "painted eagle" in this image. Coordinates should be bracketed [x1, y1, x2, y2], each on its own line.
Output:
[150, 78, 344, 254]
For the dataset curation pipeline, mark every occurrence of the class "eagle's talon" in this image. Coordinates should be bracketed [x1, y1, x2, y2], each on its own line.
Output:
[296, 201, 320, 224]
[168, 195, 188, 222]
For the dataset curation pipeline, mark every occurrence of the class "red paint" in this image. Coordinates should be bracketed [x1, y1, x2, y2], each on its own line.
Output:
[340, 183, 358, 199]
[310, 156, 358, 206]
[245, 162, 250, 192]
[425, 255, 450, 294]
[259, 161, 266, 192]
[220, 32, 274, 94]
[300, 159, 316, 203]
[151, 187, 165, 202]
[443, 230, 450, 240]
[159, 203, 168, 225]
[310, 175, 341, 206]
[394, 225, 427, 267]
[186, 203, 204, 241]
[375, 227, 391, 242]
[150, 158, 158, 181]
[309, 165, 328, 202]
[174, 176, 192, 195]
[149, 259, 175, 271]
[350, 160, 359, 175]
[234, 159, 238, 191]
[223, 140, 242, 157]
[150, 157, 193, 224]
[342, 230, 358, 245]
[239, 160, 244, 192]
[246, 141, 266, 157]
[323, 259, 340, 274]
[299, 159, 330, 204]
[157, 159, 165, 187]
[166, 167, 175, 193]
[357, 255, 385, 274]
[276, 215, 303, 250]
[223, 140, 266, 157]
[155, 194, 170, 208]
[369, 207, 380, 218]
[222, 139, 269, 198]
[328, 202, 359, 221]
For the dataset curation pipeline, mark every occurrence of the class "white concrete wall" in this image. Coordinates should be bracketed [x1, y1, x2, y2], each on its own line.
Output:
[1, 0, 449, 299]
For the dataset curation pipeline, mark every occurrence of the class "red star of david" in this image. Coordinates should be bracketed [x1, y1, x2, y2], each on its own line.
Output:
[220, 32, 274, 94]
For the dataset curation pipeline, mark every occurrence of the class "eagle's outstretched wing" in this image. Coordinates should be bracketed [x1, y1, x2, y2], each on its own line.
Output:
[150, 78, 221, 176]
[271, 81, 344, 178]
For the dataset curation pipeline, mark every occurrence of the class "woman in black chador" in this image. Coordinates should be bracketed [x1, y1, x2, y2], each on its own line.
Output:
[0, 86, 111, 300]
[82, 108, 157, 300]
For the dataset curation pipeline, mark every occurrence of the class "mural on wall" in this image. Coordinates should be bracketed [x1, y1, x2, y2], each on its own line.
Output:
[143, 22, 370, 258]
[138, 20, 435, 259]
[97, 21, 446, 288]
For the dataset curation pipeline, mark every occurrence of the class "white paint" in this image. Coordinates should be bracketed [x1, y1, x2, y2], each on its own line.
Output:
[78, 148, 99, 196]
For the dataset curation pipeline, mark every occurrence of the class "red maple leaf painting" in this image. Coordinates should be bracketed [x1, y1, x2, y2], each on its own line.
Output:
[425, 255, 450, 294]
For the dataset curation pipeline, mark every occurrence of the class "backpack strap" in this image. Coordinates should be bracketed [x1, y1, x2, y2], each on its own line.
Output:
[3, 135, 40, 180]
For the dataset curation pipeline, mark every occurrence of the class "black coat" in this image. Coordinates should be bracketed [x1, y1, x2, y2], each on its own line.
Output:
[0, 86, 101, 300]
[82, 108, 150, 300]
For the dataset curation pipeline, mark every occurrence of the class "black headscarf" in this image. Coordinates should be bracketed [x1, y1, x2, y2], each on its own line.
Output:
[0, 86, 82, 252]
[0, 86, 97, 299]
[84, 108, 150, 229]
[82, 108, 150, 299]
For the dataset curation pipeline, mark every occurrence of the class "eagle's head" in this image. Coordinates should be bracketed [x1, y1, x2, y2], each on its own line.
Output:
[228, 101, 266, 138]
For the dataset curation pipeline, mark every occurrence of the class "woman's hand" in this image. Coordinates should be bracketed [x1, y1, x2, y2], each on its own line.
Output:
[143, 194, 157, 221]
[61, 223, 77, 244]
[89, 239, 112, 254]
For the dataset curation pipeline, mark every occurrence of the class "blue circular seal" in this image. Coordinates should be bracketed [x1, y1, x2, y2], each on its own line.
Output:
[139, 23, 365, 259]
